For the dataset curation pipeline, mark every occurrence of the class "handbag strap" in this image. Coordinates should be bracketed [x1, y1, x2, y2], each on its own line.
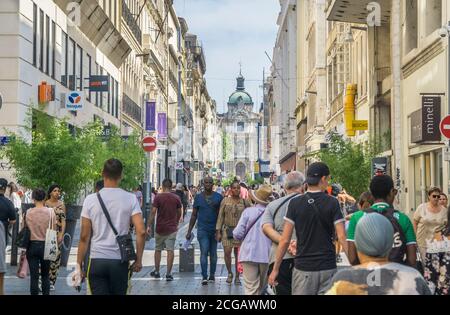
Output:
[96, 193, 119, 236]
[242, 208, 265, 242]
[47, 208, 54, 230]
[304, 193, 332, 237]
[273, 193, 300, 219]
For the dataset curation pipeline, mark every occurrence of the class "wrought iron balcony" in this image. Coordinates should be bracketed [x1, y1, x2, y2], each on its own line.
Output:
[122, 1, 142, 44]
[122, 93, 142, 125]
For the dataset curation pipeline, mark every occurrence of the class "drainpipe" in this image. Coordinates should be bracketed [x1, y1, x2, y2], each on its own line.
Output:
[391, 0, 402, 207]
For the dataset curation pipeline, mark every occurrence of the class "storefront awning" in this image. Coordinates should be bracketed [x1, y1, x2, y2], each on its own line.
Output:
[326, 0, 391, 24]
[54, 0, 131, 68]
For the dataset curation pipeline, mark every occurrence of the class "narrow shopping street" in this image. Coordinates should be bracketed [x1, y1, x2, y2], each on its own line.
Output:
[1, 0, 450, 300]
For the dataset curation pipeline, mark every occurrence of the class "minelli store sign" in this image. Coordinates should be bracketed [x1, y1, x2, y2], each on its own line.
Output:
[411, 95, 442, 143]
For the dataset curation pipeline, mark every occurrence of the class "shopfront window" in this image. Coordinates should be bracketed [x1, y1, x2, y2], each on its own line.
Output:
[413, 155, 422, 209]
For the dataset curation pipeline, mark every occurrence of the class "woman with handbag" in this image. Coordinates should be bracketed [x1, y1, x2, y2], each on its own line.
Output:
[26, 188, 56, 295]
[45, 184, 66, 291]
[215, 180, 249, 285]
[233, 184, 272, 295]
[414, 187, 448, 263]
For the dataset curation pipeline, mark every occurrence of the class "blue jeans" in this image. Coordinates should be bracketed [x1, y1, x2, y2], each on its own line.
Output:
[197, 229, 217, 279]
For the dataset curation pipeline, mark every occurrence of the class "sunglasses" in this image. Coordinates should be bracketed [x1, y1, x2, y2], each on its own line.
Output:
[431, 195, 440, 199]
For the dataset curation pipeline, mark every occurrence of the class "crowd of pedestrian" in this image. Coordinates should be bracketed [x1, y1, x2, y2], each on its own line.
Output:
[3, 157, 450, 296]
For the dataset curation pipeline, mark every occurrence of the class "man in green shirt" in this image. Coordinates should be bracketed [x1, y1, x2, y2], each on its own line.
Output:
[347, 175, 417, 267]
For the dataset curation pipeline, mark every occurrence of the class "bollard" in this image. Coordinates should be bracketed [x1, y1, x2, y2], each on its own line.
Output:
[179, 244, 195, 272]
[60, 205, 82, 267]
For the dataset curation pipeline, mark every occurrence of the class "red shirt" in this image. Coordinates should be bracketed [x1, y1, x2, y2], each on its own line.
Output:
[153, 192, 182, 235]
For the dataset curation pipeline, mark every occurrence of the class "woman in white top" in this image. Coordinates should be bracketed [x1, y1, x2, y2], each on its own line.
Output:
[8, 182, 22, 225]
[414, 187, 448, 261]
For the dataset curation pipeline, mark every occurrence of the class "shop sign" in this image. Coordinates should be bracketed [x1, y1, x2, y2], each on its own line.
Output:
[372, 157, 389, 177]
[411, 96, 442, 143]
[89, 75, 109, 92]
[66, 91, 84, 111]
[38, 82, 55, 104]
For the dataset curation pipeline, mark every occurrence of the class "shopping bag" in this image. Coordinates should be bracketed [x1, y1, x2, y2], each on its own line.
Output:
[237, 247, 243, 274]
[17, 251, 29, 278]
[44, 208, 58, 262]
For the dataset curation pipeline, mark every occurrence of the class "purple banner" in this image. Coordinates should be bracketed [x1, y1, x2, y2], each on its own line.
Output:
[157, 113, 167, 140]
[145, 101, 156, 132]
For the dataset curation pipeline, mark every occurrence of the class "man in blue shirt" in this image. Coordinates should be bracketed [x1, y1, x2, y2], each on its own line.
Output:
[186, 177, 223, 285]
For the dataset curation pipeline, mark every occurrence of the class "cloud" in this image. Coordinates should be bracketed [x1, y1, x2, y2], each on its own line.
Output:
[174, 0, 279, 113]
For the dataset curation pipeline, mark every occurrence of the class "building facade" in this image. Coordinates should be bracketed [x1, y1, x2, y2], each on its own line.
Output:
[0, 0, 129, 180]
[220, 71, 260, 180]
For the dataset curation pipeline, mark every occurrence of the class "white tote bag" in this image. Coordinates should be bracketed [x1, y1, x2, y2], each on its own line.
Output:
[44, 208, 58, 262]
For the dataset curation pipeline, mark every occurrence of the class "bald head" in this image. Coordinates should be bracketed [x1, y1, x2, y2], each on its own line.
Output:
[284, 171, 306, 193]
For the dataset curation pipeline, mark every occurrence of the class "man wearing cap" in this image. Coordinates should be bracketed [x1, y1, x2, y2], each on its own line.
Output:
[0, 178, 17, 295]
[325, 213, 431, 295]
[268, 162, 347, 295]
[233, 184, 273, 295]
[262, 171, 306, 295]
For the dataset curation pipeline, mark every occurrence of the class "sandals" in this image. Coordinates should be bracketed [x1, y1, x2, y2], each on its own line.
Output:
[226, 273, 233, 284]
[234, 276, 241, 285]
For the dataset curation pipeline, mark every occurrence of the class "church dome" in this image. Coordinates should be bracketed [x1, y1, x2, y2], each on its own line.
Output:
[228, 91, 253, 105]
[228, 70, 254, 105]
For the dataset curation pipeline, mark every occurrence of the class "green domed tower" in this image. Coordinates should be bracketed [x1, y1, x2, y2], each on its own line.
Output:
[220, 69, 261, 179]
[227, 70, 254, 109]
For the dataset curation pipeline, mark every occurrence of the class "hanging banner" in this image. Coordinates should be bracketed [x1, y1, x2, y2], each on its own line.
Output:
[146, 101, 156, 132]
[157, 113, 167, 140]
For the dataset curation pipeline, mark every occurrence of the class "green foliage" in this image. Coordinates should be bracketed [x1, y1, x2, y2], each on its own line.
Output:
[0, 108, 145, 205]
[222, 131, 232, 161]
[314, 132, 389, 199]
[245, 174, 264, 187]
[221, 174, 235, 188]
[100, 127, 146, 191]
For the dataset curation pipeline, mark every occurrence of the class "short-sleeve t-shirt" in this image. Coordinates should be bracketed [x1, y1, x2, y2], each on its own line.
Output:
[347, 202, 417, 245]
[153, 192, 182, 235]
[284, 191, 345, 272]
[193, 192, 223, 234]
[81, 188, 142, 260]
[261, 193, 299, 265]
[325, 263, 431, 295]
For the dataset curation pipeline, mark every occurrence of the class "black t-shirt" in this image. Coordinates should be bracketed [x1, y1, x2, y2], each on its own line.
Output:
[285, 191, 345, 272]
[0, 194, 16, 239]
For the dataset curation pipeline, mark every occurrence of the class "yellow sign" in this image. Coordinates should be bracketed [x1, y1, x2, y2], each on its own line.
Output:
[352, 120, 369, 131]
[254, 162, 260, 173]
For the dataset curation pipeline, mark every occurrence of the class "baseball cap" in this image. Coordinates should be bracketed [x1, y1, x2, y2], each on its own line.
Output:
[176, 183, 183, 190]
[355, 213, 394, 258]
[331, 183, 343, 196]
[0, 178, 8, 190]
[306, 162, 330, 185]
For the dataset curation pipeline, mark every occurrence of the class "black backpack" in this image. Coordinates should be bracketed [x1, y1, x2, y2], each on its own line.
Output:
[363, 207, 407, 264]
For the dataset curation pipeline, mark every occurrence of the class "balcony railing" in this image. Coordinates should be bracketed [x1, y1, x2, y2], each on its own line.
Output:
[122, 93, 142, 125]
[122, 1, 142, 45]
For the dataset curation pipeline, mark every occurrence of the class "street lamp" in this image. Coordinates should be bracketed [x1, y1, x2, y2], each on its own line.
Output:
[344, 26, 368, 43]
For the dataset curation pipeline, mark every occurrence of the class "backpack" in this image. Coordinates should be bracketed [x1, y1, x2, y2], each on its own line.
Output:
[363, 207, 407, 264]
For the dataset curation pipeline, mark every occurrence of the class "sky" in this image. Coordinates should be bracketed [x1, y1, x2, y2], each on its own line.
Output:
[173, 0, 280, 114]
